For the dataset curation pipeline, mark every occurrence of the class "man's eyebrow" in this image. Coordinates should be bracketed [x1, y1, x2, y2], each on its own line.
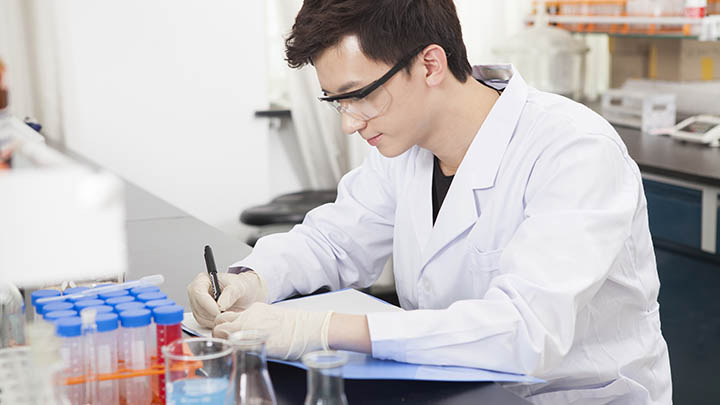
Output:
[321, 80, 363, 96]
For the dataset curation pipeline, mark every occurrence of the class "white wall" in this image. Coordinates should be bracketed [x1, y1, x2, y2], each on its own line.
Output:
[53, 1, 269, 237]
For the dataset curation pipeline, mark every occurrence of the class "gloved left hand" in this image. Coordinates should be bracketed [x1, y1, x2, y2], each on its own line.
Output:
[213, 303, 333, 360]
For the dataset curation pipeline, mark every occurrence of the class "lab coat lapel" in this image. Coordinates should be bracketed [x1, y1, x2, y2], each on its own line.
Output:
[419, 66, 529, 268]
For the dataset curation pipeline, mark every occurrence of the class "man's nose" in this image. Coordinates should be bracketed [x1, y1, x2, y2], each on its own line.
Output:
[341, 113, 367, 135]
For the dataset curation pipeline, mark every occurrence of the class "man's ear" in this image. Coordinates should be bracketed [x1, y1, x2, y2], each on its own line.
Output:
[420, 45, 449, 88]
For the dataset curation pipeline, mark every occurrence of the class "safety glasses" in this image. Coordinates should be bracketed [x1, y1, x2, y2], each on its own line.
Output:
[318, 44, 428, 121]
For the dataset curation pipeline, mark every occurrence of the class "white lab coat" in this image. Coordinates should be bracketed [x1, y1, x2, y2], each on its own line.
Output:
[232, 66, 672, 404]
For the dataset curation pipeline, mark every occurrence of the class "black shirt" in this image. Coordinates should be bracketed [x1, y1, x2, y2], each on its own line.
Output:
[431, 155, 454, 225]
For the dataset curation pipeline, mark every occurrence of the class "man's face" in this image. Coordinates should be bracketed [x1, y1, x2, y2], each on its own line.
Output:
[315, 36, 430, 158]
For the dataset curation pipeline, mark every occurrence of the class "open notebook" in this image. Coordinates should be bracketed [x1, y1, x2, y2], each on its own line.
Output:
[181, 289, 541, 383]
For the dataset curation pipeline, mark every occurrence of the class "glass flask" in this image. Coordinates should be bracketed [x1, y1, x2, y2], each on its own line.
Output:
[230, 330, 278, 405]
[302, 350, 349, 405]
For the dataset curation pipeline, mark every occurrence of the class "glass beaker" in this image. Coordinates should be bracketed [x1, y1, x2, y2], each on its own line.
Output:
[230, 330, 277, 405]
[302, 350, 349, 405]
[163, 337, 235, 405]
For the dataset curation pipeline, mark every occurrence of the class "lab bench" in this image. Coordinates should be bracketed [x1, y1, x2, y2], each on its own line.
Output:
[123, 179, 531, 404]
[615, 126, 720, 257]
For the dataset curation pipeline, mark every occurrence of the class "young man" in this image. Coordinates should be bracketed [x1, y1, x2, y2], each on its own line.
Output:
[188, 1, 672, 403]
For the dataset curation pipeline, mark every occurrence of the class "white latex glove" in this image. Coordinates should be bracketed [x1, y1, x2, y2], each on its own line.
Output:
[187, 271, 267, 328]
[0, 281, 23, 313]
[213, 303, 333, 360]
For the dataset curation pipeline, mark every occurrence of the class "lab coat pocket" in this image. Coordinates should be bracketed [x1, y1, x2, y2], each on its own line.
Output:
[468, 248, 503, 295]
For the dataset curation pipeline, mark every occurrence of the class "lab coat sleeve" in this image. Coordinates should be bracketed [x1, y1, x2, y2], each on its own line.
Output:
[367, 133, 640, 375]
[231, 150, 397, 303]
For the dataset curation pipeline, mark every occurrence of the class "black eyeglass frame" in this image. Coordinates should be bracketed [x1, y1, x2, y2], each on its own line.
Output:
[318, 44, 430, 103]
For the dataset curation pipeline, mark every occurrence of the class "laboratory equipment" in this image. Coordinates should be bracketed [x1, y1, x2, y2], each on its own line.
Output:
[56, 316, 86, 404]
[668, 115, 720, 146]
[145, 298, 176, 311]
[119, 309, 153, 405]
[68, 294, 99, 303]
[230, 330, 278, 405]
[163, 337, 235, 405]
[81, 308, 99, 404]
[601, 89, 677, 133]
[115, 301, 146, 313]
[104, 295, 135, 308]
[37, 275, 165, 306]
[84, 305, 115, 314]
[40, 301, 75, 316]
[494, 4, 589, 100]
[153, 304, 184, 403]
[63, 286, 90, 295]
[302, 351, 349, 405]
[74, 299, 106, 312]
[44, 310, 79, 322]
[91, 312, 120, 405]
[137, 291, 168, 303]
[31, 289, 61, 317]
[130, 285, 161, 297]
[99, 289, 130, 300]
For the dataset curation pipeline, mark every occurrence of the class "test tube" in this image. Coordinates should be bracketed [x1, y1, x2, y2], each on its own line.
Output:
[135, 292, 167, 303]
[114, 302, 146, 313]
[98, 290, 129, 300]
[55, 317, 85, 404]
[104, 295, 134, 308]
[44, 310, 79, 322]
[153, 305, 184, 404]
[31, 289, 61, 318]
[75, 299, 105, 312]
[38, 301, 74, 316]
[129, 286, 160, 297]
[93, 313, 120, 405]
[144, 299, 176, 312]
[118, 309, 152, 405]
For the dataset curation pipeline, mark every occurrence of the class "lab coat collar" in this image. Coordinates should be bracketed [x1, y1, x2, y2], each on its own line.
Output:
[417, 64, 528, 268]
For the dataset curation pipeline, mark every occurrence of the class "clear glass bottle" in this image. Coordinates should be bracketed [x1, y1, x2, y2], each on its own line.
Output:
[229, 330, 277, 405]
[302, 351, 349, 405]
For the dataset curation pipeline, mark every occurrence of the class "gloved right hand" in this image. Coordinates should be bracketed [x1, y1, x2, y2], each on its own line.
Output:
[187, 271, 267, 328]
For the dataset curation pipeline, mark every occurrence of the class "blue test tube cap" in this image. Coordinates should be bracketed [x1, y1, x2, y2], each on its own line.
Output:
[153, 305, 184, 325]
[63, 286, 90, 295]
[136, 292, 167, 303]
[105, 295, 135, 307]
[55, 317, 83, 337]
[115, 301, 146, 313]
[95, 313, 119, 332]
[31, 289, 61, 306]
[74, 299, 105, 311]
[81, 305, 115, 315]
[68, 294, 99, 303]
[45, 310, 78, 322]
[119, 309, 152, 328]
[145, 299, 176, 310]
[40, 302, 74, 315]
[129, 286, 160, 297]
[98, 290, 129, 300]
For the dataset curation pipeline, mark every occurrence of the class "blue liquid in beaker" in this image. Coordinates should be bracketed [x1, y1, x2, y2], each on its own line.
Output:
[168, 377, 231, 405]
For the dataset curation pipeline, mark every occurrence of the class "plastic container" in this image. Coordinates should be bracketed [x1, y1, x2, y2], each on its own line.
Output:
[145, 299, 176, 311]
[114, 302, 146, 313]
[44, 310, 79, 322]
[56, 317, 85, 404]
[63, 286, 90, 295]
[75, 299, 106, 312]
[38, 301, 74, 316]
[104, 295, 134, 308]
[493, 8, 588, 100]
[153, 305, 184, 403]
[601, 89, 676, 133]
[129, 286, 160, 297]
[93, 313, 120, 405]
[31, 290, 61, 317]
[118, 309, 152, 405]
[84, 305, 115, 315]
[136, 292, 167, 303]
[98, 290, 130, 300]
